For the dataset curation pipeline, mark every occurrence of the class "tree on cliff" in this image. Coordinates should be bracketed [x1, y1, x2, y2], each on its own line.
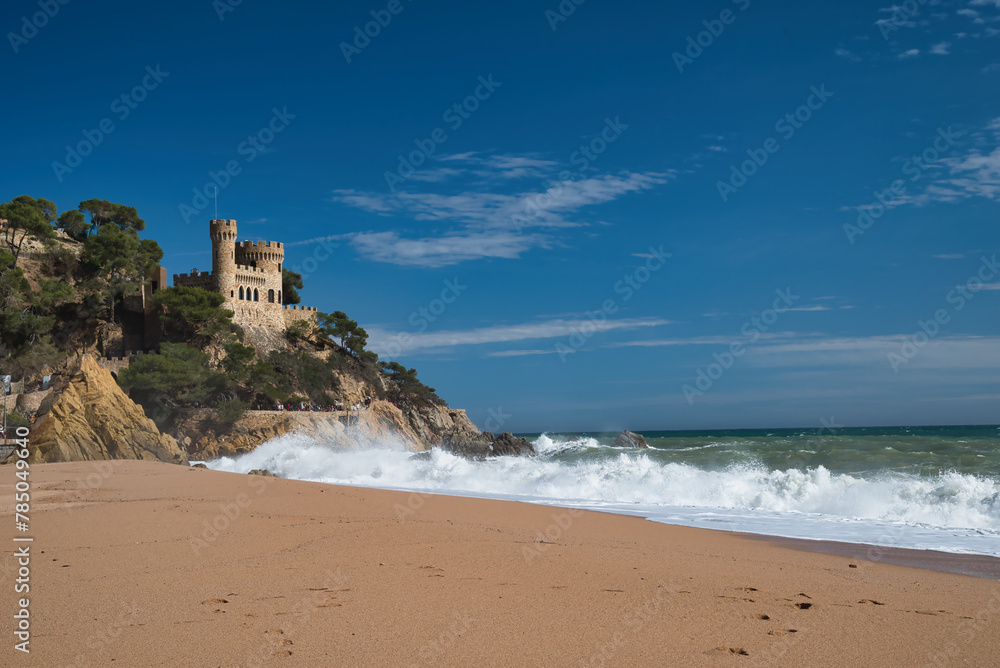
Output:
[317, 310, 370, 358]
[378, 360, 440, 405]
[118, 342, 234, 424]
[282, 268, 303, 304]
[0, 248, 68, 377]
[80, 225, 163, 321]
[78, 199, 145, 236]
[154, 286, 237, 345]
[55, 209, 88, 240]
[0, 195, 57, 268]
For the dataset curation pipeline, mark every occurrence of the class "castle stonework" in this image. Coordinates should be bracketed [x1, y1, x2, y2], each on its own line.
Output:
[173, 219, 317, 330]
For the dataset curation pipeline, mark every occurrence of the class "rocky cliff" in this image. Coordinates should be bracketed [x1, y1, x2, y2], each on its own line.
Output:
[177, 401, 483, 460]
[17, 355, 188, 465]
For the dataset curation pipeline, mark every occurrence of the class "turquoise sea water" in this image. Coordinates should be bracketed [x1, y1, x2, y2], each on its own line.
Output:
[521, 425, 1000, 478]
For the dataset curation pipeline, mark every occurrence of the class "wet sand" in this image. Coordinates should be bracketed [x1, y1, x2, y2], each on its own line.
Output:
[2, 460, 999, 667]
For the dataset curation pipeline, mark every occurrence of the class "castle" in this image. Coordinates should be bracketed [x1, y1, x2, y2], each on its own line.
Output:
[173, 219, 317, 330]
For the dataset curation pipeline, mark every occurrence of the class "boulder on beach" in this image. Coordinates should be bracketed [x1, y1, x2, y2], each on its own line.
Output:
[612, 430, 648, 449]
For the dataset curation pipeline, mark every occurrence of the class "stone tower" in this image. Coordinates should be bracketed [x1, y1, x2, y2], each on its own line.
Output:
[210, 219, 238, 301]
[173, 218, 317, 336]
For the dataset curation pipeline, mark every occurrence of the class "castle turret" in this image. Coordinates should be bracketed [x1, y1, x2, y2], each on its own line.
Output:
[210, 219, 238, 301]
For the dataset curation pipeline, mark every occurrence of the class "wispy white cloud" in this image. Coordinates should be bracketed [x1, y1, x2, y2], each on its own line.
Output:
[957, 8, 984, 23]
[930, 41, 951, 54]
[333, 161, 674, 266]
[348, 230, 543, 267]
[846, 117, 1000, 210]
[834, 47, 861, 62]
[743, 335, 1000, 371]
[896, 48, 921, 59]
[368, 317, 672, 354]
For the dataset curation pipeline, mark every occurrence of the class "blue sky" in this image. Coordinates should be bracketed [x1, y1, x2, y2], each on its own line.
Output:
[3, 0, 999, 431]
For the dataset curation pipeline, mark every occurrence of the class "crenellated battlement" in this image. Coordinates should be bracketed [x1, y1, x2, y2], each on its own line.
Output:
[237, 240, 284, 250]
[173, 271, 214, 281]
[234, 264, 268, 274]
[283, 305, 318, 312]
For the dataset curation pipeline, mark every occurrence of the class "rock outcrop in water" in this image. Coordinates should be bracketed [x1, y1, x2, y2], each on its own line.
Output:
[15, 356, 188, 465]
[612, 430, 648, 449]
[178, 403, 485, 460]
[438, 429, 536, 460]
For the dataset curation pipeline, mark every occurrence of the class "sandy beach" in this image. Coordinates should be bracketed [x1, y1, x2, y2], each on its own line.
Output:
[3, 460, 999, 667]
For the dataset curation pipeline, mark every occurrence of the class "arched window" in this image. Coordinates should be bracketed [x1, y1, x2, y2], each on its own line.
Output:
[253, 288, 259, 302]
[238, 286, 244, 300]
[268, 289, 275, 303]
[278, 290, 282, 304]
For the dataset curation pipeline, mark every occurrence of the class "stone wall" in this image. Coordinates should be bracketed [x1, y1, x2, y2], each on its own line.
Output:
[95, 351, 160, 376]
[173, 271, 214, 290]
[282, 305, 318, 326]
[229, 301, 286, 329]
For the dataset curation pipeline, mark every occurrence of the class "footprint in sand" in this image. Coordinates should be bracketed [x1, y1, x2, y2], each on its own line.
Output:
[858, 599, 885, 606]
[768, 629, 798, 637]
[201, 598, 229, 605]
[793, 603, 813, 610]
[755, 614, 771, 621]
[729, 647, 749, 656]
[317, 593, 343, 608]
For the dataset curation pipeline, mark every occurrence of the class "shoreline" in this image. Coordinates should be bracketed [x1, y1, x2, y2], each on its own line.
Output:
[251, 477, 1000, 579]
[5, 460, 1000, 666]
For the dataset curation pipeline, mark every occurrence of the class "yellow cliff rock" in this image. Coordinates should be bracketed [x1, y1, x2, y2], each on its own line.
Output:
[22, 355, 187, 465]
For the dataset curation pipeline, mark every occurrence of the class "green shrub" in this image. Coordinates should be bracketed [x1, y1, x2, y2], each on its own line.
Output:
[213, 398, 248, 424]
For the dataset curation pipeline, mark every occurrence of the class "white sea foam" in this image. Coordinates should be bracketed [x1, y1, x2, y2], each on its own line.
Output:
[206, 431, 1000, 557]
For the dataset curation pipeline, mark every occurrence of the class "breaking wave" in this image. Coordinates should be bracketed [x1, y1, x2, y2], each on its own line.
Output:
[206, 431, 1000, 556]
